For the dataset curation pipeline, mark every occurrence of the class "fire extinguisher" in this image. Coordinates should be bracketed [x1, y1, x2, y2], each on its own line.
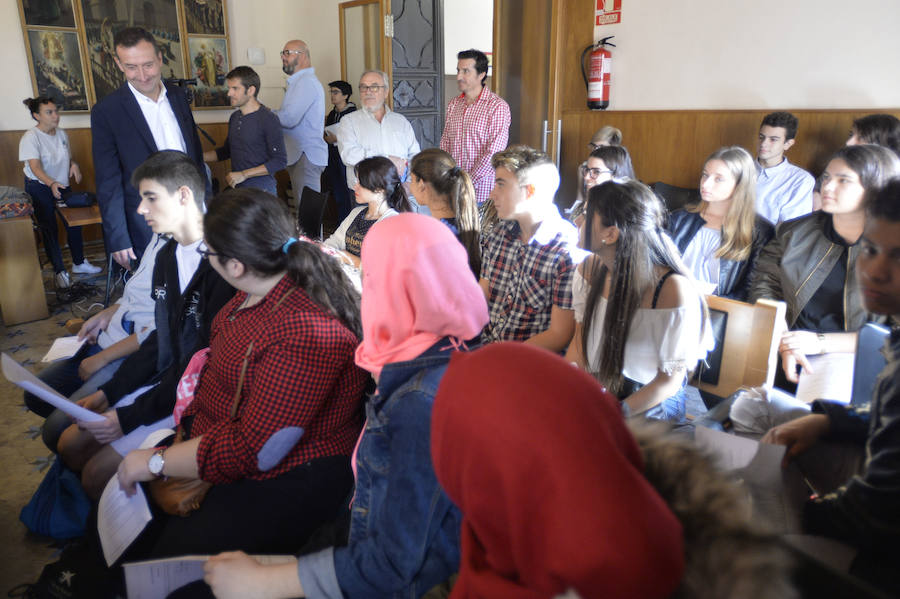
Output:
[581, 36, 615, 110]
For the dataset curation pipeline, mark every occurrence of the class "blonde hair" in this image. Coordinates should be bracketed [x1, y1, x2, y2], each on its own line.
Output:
[689, 146, 757, 262]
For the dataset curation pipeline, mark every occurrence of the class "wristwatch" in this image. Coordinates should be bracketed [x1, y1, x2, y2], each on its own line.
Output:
[148, 448, 166, 478]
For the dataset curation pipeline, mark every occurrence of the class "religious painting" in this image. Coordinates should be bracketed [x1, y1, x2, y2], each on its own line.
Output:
[24, 29, 89, 111]
[79, 0, 186, 102]
[187, 36, 229, 107]
[184, 0, 225, 35]
[20, 0, 76, 28]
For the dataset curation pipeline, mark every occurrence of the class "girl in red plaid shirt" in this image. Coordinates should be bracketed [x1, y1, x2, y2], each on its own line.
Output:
[118, 188, 367, 560]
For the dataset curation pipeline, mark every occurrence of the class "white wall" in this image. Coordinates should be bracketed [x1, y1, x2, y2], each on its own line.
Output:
[443, 0, 493, 75]
[0, 0, 344, 131]
[593, 0, 900, 109]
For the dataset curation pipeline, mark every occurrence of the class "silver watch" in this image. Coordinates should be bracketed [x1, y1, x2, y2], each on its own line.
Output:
[148, 448, 166, 477]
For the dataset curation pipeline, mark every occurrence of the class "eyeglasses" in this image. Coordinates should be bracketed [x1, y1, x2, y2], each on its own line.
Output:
[582, 166, 613, 180]
[588, 142, 604, 150]
[358, 84, 386, 93]
[196, 244, 226, 260]
[280, 49, 306, 57]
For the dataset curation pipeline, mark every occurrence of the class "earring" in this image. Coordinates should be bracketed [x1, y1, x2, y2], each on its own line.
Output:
[601, 239, 607, 245]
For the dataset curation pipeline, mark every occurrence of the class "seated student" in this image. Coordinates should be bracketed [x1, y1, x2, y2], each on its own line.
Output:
[751, 144, 900, 390]
[566, 180, 712, 422]
[432, 342, 684, 598]
[117, 188, 366, 560]
[409, 147, 481, 275]
[754, 179, 900, 596]
[755, 111, 815, 225]
[25, 233, 164, 452]
[668, 146, 774, 300]
[568, 144, 635, 219]
[57, 151, 235, 500]
[200, 213, 488, 598]
[322, 155, 411, 267]
[480, 145, 584, 352]
[847, 113, 900, 157]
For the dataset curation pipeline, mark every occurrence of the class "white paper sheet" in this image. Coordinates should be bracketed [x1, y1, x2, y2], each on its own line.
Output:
[41, 336, 87, 362]
[98, 474, 153, 566]
[124, 554, 296, 599]
[795, 352, 855, 404]
[695, 426, 809, 534]
[1, 352, 103, 422]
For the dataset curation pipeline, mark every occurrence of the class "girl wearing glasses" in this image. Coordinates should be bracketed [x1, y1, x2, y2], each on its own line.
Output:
[117, 187, 367, 560]
[667, 146, 774, 300]
[569, 145, 635, 219]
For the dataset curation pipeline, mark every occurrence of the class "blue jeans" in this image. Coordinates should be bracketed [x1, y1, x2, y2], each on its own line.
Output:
[237, 176, 277, 196]
[25, 178, 85, 273]
[643, 386, 688, 424]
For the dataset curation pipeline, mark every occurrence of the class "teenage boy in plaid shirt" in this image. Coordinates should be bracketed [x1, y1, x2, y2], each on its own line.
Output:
[440, 49, 511, 204]
[479, 146, 585, 352]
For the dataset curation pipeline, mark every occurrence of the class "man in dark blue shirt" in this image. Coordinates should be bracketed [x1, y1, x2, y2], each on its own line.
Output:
[203, 66, 286, 196]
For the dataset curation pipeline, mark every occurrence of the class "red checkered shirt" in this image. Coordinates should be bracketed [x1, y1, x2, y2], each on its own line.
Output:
[184, 275, 367, 484]
[440, 87, 511, 203]
[480, 210, 582, 342]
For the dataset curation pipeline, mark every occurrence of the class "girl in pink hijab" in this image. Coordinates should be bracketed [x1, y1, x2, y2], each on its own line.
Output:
[203, 213, 488, 598]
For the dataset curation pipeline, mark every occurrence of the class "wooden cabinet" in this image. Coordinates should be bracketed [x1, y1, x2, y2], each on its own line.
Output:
[0, 216, 49, 326]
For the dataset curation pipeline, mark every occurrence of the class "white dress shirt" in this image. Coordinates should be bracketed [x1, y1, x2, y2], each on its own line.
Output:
[128, 82, 187, 153]
[336, 106, 420, 187]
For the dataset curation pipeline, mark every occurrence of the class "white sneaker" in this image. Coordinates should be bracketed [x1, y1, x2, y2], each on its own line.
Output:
[72, 259, 102, 274]
[55, 271, 71, 288]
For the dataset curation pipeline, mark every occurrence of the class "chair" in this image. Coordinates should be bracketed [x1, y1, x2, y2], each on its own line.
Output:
[298, 186, 328, 241]
[650, 181, 701, 213]
[57, 204, 115, 306]
[693, 295, 786, 402]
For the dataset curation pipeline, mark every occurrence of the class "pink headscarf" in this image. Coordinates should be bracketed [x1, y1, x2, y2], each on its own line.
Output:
[354, 213, 488, 377]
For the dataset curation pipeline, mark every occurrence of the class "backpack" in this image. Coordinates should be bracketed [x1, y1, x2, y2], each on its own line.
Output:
[19, 458, 91, 540]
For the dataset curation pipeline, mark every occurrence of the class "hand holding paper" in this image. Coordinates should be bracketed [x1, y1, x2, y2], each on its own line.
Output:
[2, 353, 103, 422]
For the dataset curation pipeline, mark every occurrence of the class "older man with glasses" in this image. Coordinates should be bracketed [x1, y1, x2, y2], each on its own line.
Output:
[275, 39, 328, 204]
[336, 70, 420, 190]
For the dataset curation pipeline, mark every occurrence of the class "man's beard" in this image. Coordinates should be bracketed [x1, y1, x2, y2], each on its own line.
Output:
[282, 63, 294, 75]
[363, 103, 383, 115]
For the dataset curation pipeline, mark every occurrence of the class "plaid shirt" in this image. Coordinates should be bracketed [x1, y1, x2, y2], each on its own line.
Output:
[185, 275, 366, 484]
[440, 87, 511, 203]
[480, 209, 581, 342]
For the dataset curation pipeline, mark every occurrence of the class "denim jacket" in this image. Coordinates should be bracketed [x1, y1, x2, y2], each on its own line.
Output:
[296, 339, 462, 598]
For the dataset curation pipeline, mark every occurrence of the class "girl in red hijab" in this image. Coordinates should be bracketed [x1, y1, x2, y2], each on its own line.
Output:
[431, 342, 685, 599]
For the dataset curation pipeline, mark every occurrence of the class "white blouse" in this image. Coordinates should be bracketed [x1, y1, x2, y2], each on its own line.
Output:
[681, 226, 721, 294]
[573, 269, 713, 385]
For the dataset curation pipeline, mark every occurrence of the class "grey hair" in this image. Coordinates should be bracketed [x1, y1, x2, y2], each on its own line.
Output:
[360, 69, 390, 88]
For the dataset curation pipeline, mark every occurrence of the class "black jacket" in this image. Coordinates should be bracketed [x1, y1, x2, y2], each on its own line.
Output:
[99, 238, 235, 433]
[667, 207, 774, 301]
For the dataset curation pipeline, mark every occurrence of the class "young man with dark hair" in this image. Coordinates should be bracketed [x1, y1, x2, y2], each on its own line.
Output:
[58, 151, 234, 500]
[755, 111, 815, 225]
[91, 27, 207, 268]
[761, 177, 900, 595]
[203, 65, 286, 195]
[848, 113, 900, 157]
[479, 145, 584, 352]
[440, 48, 511, 204]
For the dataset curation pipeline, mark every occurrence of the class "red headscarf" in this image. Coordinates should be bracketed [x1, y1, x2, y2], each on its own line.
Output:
[431, 343, 684, 599]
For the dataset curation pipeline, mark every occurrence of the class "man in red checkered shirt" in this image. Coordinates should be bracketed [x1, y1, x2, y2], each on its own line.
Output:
[440, 49, 511, 204]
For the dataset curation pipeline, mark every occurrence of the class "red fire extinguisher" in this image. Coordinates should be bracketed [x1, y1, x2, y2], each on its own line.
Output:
[581, 36, 615, 110]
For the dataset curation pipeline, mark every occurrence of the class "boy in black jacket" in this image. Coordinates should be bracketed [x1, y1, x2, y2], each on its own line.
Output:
[59, 150, 234, 499]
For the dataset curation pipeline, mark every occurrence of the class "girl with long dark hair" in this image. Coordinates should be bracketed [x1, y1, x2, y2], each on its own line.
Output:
[409, 148, 481, 275]
[566, 180, 712, 422]
[117, 188, 367, 558]
[323, 155, 412, 267]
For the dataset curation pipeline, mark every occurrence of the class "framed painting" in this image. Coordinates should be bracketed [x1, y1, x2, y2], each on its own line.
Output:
[187, 36, 229, 108]
[20, 0, 76, 28]
[184, 0, 225, 35]
[24, 29, 89, 111]
[79, 0, 186, 103]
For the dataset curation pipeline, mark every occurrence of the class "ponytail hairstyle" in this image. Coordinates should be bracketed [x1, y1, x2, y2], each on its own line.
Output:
[689, 146, 757, 262]
[409, 148, 481, 275]
[582, 180, 705, 396]
[204, 188, 362, 339]
[355, 155, 412, 213]
[23, 96, 55, 119]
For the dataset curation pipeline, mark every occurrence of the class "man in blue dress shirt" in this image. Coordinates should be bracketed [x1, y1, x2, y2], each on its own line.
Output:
[755, 111, 815, 225]
[275, 40, 328, 203]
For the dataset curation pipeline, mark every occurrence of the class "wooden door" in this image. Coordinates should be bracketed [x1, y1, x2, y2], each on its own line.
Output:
[492, 0, 564, 162]
[389, 0, 444, 149]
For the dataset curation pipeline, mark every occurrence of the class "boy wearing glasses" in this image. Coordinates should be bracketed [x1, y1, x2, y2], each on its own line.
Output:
[58, 151, 234, 499]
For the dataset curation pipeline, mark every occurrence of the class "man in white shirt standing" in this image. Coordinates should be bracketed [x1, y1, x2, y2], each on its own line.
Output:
[336, 70, 420, 189]
[91, 27, 206, 268]
[756, 111, 815, 225]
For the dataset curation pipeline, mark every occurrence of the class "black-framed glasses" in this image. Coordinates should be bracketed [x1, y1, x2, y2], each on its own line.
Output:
[359, 84, 386, 93]
[196, 244, 226, 260]
[581, 166, 613, 180]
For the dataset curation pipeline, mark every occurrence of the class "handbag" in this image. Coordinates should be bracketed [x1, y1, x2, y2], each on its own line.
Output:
[148, 342, 254, 517]
[61, 190, 96, 208]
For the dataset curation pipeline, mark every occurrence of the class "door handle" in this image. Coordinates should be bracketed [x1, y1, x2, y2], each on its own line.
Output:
[555, 119, 562, 168]
[541, 119, 551, 152]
